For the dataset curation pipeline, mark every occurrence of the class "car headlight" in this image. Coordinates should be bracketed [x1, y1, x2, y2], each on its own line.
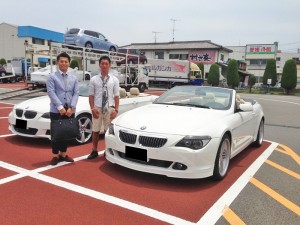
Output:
[41, 112, 50, 119]
[108, 123, 115, 135]
[176, 136, 211, 150]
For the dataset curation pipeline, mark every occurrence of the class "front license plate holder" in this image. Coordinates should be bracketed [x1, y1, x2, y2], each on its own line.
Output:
[15, 119, 27, 129]
[125, 146, 147, 162]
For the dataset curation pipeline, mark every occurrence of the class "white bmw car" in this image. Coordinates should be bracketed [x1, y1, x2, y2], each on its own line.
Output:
[8, 82, 158, 144]
[105, 86, 265, 180]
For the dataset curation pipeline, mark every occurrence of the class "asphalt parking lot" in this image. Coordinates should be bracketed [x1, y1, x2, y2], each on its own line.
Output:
[0, 83, 299, 225]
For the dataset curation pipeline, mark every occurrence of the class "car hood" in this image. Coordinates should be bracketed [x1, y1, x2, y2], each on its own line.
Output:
[114, 104, 228, 135]
[14, 96, 50, 112]
[13, 95, 89, 113]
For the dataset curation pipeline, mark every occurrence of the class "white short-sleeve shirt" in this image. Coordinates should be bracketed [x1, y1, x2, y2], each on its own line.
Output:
[89, 73, 120, 108]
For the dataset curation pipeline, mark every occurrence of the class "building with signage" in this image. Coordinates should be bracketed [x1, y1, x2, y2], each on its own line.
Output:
[0, 22, 64, 66]
[122, 41, 233, 79]
[245, 43, 278, 82]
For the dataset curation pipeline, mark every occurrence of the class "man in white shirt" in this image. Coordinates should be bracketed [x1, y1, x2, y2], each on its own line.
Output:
[88, 55, 120, 159]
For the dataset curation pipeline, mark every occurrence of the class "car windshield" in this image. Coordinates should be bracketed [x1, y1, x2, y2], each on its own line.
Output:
[153, 86, 233, 110]
[78, 81, 90, 97]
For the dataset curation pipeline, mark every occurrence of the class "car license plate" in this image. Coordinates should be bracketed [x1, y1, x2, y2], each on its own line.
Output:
[15, 119, 27, 129]
[125, 146, 147, 162]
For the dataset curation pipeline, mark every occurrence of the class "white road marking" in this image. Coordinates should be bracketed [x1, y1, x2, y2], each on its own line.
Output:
[197, 141, 278, 225]
[0, 134, 15, 138]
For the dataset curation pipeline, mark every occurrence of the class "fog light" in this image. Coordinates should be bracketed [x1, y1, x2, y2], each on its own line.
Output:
[172, 162, 187, 170]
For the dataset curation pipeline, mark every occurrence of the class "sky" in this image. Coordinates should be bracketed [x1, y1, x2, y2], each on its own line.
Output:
[2, 0, 300, 52]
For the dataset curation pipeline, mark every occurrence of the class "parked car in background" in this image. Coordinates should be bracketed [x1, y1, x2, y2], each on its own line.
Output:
[64, 28, 118, 52]
[116, 48, 147, 66]
[8, 82, 158, 145]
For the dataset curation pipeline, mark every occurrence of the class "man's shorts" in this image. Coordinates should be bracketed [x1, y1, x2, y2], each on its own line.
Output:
[92, 107, 114, 132]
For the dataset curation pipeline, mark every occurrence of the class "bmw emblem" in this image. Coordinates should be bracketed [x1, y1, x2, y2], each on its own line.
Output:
[140, 126, 146, 130]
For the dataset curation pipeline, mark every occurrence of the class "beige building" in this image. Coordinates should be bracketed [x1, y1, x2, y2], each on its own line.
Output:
[122, 40, 233, 79]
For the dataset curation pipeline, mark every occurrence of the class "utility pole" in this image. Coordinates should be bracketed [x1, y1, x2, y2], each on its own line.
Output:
[170, 18, 178, 42]
[152, 31, 161, 43]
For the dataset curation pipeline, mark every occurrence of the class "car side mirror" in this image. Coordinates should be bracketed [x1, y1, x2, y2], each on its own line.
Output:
[239, 103, 253, 112]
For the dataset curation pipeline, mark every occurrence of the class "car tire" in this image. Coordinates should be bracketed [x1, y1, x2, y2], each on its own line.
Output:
[85, 42, 93, 49]
[138, 83, 146, 93]
[75, 113, 93, 145]
[0, 72, 5, 77]
[251, 119, 264, 147]
[212, 134, 231, 181]
[109, 46, 116, 52]
[84, 73, 90, 81]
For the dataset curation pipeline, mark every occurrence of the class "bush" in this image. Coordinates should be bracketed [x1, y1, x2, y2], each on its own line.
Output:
[227, 59, 239, 89]
[248, 74, 256, 93]
[0, 58, 6, 65]
[70, 59, 79, 69]
[281, 59, 297, 95]
[197, 63, 204, 78]
[207, 64, 220, 86]
[263, 59, 277, 86]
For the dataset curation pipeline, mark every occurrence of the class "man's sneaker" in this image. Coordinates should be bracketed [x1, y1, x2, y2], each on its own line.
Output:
[60, 155, 74, 162]
[50, 157, 59, 166]
[87, 150, 98, 159]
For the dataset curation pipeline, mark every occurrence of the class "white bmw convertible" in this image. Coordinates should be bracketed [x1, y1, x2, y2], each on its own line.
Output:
[105, 86, 265, 180]
[8, 82, 158, 144]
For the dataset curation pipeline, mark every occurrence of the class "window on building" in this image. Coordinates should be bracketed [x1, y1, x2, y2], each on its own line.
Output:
[169, 54, 188, 60]
[249, 59, 267, 65]
[180, 54, 188, 60]
[32, 38, 45, 45]
[276, 57, 281, 61]
[155, 51, 164, 59]
[169, 54, 179, 59]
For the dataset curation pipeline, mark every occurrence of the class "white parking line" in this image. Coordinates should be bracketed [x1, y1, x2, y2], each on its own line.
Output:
[0, 134, 15, 138]
[197, 141, 278, 225]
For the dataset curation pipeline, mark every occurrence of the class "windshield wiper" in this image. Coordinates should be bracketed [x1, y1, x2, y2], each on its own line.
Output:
[184, 103, 211, 109]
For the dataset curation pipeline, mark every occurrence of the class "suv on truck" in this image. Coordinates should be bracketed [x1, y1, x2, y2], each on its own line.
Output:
[116, 48, 147, 66]
[64, 28, 118, 52]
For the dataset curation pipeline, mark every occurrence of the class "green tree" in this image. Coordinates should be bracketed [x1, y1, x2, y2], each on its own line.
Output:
[281, 59, 297, 95]
[0, 58, 6, 65]
[197, 63, 204, 78]
[207, 63, 220, 86]
[70, 59, 79, 69]
[263, 59, 277, 86]
[248, 74, 256, 93]
[227, 59, 239, 89]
